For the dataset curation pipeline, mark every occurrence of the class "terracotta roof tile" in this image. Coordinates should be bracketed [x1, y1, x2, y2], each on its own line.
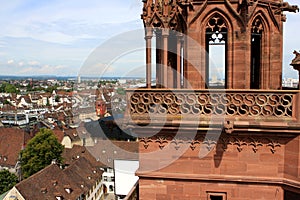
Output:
[52, 128, 64, 142]
[0, 128, 32, 167]
[15, 157, 103, 200]
[62, 145, 104, 168]
[86, 140, 139, 167]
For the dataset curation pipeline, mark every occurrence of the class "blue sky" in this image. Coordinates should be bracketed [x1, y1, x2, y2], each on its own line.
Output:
[0, 0, 299, 78]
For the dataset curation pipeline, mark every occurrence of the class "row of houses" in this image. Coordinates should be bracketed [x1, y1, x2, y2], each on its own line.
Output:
[0, 91, 72, 110]
[3, 157, 104, 200]
[0, 126, 139, 200]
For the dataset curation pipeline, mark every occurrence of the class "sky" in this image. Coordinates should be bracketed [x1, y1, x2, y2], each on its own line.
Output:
[0, 0, 299, 78]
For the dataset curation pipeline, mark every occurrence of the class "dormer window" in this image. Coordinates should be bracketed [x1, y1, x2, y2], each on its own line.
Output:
[103, 176, 108, 181]
[56, 196, 64, 200]
[64, 188, 72, 194]
[52, 180, 58, 186]
[41, 188, 47, 194]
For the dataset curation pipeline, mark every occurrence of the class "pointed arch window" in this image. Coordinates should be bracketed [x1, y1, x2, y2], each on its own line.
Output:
[206, 14, 228, 88]
[251, 18, 263, 89]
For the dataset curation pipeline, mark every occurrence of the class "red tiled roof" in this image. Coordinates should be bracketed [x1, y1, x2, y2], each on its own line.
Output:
[15, 157, 103, 200]
[63, 128, 80, 142]
[52, 129, 64, 143]
[86, 140, 139, 168]
[62, 145, 104, 167]
[0, 128, 32, 167]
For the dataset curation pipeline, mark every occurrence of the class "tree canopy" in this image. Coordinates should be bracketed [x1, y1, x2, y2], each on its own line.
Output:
[0, 170, 18, 194]
[20, 128, 64, 179]
[0, 82, 18, 94]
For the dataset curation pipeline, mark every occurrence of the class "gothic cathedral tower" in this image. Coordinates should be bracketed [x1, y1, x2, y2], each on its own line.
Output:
[126, 0, 300, 199]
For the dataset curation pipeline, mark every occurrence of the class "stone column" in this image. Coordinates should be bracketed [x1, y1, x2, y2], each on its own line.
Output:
[162, 29, 169, 87]
[145, 28, 153, 88]
[156, 31, 162, 88]
[176, 33, 183, 88]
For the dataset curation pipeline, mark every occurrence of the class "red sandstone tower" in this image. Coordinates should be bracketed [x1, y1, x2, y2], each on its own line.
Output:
[126, 0, 300, 199]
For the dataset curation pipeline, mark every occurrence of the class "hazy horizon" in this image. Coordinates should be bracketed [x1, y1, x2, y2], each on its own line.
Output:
[0, 0, 299, 78]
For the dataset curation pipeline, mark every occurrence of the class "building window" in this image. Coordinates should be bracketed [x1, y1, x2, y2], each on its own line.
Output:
[103, 176, 107, 181]
[64, 188, 72, 194]
[207, 192, 227, 200]
[56, 196, 64, 200]
[206, 14, 227, 88]
[251, 17, 263, 89]
[109, 185, 114, 192]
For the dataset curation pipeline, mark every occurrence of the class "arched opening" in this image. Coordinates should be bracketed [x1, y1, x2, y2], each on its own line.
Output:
[251, 18, 263, 89]
[205, 14, 228, 88]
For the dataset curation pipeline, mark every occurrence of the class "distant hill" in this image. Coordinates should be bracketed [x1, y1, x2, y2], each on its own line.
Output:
[0, 75, 76, 81]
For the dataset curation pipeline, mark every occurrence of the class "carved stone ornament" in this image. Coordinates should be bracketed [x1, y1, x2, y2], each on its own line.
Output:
[279, 2, 299, 13]
[141, 0, 186, 31]
[187, 139, 200, 151]
[155, 137, 169, 150]
[233, 137, 247, 152]
[171, 137, 184, 150]
[140, 137, 153, 149]
[224, 120, 234, 134]
[249, 137, 263, 153]
[130, 91, 293, 118]
[291, 50, 300, 66]
[267, 139, 281, 154]
[139, 136, 282, 154]
[203, 137, 217, 151]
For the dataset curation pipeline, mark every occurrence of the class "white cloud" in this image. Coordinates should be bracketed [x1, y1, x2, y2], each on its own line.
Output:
[18, 67, 34, 74]
[16, 64, 68, 75]
[0, 1, 298, 78]
[0, 1, 142, 45]
[7, 59, 14, 64]
[28, 60, 39, 65]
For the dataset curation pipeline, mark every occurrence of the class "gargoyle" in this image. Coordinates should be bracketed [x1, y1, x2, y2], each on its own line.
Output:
[280, 2, 299, 13]
[291, 50, 300, 66]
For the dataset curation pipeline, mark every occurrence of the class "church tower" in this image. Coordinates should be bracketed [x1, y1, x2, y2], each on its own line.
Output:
[126, 0, 300, 199]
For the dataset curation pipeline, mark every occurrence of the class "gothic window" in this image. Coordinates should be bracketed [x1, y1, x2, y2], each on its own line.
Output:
[251, 18, 263, 89]
[206, 14, 228, 88]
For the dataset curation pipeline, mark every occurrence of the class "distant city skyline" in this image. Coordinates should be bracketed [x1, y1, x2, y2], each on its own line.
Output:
[0, 0, 299, 78]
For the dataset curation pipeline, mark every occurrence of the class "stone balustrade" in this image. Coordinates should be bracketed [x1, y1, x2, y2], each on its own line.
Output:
[126, 89, 299, 122]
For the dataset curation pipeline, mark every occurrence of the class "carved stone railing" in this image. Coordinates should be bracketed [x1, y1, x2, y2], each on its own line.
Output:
[126, 89, 298, 122]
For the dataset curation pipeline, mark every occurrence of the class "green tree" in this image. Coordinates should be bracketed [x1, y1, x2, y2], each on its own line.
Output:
[4, 83, 18, 93]
[20, 128, 64, 179]
[116, 88, 125, 95]
[55, 95, 60, 102]
[0, 170, 18, 194]
[46, 97, 50, 106]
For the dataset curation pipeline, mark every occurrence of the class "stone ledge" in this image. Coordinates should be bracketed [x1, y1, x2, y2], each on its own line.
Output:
[136, 171, 300, 189]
